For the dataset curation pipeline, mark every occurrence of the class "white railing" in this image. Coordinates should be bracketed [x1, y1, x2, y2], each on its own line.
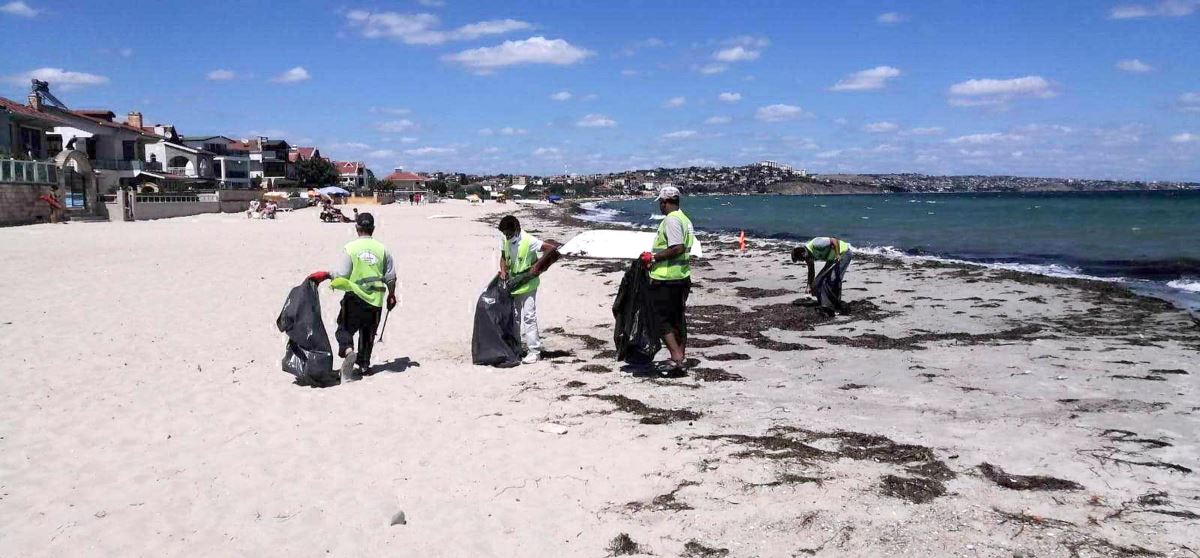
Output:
[166, 166, 193, 177]
[0, 158, 58, 185]
[135, 193, 201, 203]
[93, 159, 144, 171]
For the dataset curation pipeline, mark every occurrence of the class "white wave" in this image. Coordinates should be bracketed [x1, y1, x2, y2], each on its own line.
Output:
[1167, 279, 1200, 293]
[852, 245, 1117, 282]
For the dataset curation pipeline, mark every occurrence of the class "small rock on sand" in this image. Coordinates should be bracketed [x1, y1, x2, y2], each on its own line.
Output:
[539, 423, 569, 435]
[390, 510, 406, 526]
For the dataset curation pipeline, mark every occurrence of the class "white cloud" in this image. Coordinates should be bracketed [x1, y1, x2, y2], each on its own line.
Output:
[398, 137, 419, 143]
[714, 46, 760, 62]
[417, 0, 445, 6]
[549, 90, 572, 101]
[119, 48, 134, 58]
[366, 149, 397, 159]
[4, 67, 109, 91]
[477, 128, 495, 136]
[206, 69, 236, 81]
[947, 76, 1055, 107]
[533, 147, 562, 157]
[1116, 59, 1153, 72]
[273, 66, 310, 83]
[876, 12, 905, 24]
[863, 121, 899, 133]
[621, 69, 640, 77]
[662, 130, 699, 140]
[755, 104, 807, 122]
[444, 36, 593, 71]
[576, 113, 616, 128]
[947, 132, 1026, 144]
[1178, 91, 1200, 112]
[902, 126, 945, 136]
[697, 63, 728, 75]
[618, 37, 666, 57]
[582, 93, 599, 101]
[499, 127, 527, 135]
[718, 92, 742, 103]
[405, 146, 456, 155]
[705, 116, 732, 125]
[376, 119, 417, 132]
[345, 10, 531, 45]
[664, 96, 687, 108]
[0, 1, 37, 17]
[371, 107, 411, 115]
[328, 141, 372, 151]
[831, 66, 901, 91]
[1170, 132, 1198, 143]
[1109, 1, 1199, 19]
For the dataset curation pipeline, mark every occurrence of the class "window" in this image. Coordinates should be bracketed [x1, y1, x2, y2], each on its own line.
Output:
[19, 127, 43, 158]
[46, 134, 62, 158]
[122, 140, 136, 161]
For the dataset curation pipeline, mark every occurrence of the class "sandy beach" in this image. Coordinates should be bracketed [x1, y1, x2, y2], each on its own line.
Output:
[1, 200, 1197, 557]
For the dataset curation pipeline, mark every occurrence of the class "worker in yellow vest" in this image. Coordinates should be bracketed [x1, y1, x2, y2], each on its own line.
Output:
[791, 236, 853, 316]
[308, 212, 397, 381]
[638, 186, 695, 377]
[498, 215, 560, 364]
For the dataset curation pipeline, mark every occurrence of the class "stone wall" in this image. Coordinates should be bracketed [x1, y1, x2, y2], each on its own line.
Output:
[0, 184, 52, 226]
[131, 200, 220, 220]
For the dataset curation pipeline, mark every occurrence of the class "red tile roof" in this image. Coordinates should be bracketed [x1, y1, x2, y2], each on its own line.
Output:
[334, 161, 363, 175]
[53, 107, 162, 138]
[384, 170, 424, 182]
[0, 96, 68, 125]
[288, 146, 319, 163]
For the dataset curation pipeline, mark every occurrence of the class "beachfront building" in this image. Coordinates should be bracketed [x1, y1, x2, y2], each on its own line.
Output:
[288, 147, 321, 164]
[180, 136, 252, 189]
[383, 168, 426, 197]
[335, 161, 366, 189]
[1, 92, 103, 224]
[249, 137, 297, 188]
[36, 96, 160, 194]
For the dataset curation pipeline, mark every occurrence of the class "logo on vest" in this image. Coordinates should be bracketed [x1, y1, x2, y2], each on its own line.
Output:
[356, 251, 380, 265]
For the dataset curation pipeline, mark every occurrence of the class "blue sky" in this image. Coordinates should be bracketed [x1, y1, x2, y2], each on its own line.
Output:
[2, 0, 1198, 180]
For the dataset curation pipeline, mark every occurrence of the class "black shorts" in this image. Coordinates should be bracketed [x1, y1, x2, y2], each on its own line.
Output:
[649, 278, 691, 339]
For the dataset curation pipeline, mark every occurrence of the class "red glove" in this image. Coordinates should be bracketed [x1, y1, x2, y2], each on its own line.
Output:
[307, 271, 331, 283]
[639, 252, 654, 269]
[387, 294, 397, 310]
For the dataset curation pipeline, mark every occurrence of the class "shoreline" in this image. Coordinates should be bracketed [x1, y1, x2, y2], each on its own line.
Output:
[565, 198, 1200, 315]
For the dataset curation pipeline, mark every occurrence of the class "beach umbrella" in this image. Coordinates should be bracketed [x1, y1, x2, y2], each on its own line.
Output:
[318, 186, 350, 196]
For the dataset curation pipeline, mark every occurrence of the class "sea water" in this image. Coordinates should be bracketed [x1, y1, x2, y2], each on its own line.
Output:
[587, 190, 1200, 312]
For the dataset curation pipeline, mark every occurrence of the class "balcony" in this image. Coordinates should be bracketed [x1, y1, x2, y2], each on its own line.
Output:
[93, 159, 145, 171]
[167, 166, 193, 177]
[0, 159, 58, 185]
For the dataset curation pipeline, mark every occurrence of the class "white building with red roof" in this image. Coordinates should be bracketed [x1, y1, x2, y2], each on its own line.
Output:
[288, 146, 321, 163]
[334, 161, 366, 189]
[383, 167, 426, 190]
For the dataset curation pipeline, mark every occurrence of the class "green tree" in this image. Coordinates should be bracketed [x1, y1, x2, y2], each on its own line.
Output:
[297, 157, 340, 186]
[366, 168, 378, 190]
[428, 179, 448, 195]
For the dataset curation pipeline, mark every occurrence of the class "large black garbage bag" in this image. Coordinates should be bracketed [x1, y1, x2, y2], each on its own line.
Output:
[472, 276, 522, 367]
[612, 261, 661, 364]
[276, 279, 338, 386]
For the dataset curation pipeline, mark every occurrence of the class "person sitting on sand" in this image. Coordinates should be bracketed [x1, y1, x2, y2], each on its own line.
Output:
[308, 212, 398, 382]
[640, 186, 696, 377]
[247, 199, 259, 219]
[498, 215, 561, 364]
[792, 237, 854, 316]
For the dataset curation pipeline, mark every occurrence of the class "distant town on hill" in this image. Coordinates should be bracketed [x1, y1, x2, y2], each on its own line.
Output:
[423, 161, 1199, 199]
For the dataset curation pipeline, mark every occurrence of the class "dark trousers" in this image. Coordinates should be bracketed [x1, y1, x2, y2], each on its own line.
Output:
[336, 294, 382, 369]
[649, 278, 691, 344]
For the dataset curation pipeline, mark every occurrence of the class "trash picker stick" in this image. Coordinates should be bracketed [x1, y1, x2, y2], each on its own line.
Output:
[377, 309, 390, 343]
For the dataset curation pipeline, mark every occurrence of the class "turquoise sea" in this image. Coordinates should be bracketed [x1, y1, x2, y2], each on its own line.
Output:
[586, 190, 1200, 313]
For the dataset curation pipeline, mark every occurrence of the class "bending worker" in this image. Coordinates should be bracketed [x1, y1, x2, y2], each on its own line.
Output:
[792, 236, 853, 316]
[308, 212, 397, 381]
[498, 215, 560, 365]
[640, 186, 696, 377]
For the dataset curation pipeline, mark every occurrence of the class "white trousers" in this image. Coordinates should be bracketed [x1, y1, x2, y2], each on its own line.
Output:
[513, 290, 541, 352]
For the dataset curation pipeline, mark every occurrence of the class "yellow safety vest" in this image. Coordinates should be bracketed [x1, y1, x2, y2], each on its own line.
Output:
[650, 210, 694, 281]
[331, 237, 388, 307]
[502, 232, 540, 295]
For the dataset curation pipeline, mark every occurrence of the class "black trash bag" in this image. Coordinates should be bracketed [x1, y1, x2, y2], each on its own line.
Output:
[276, 279, 339, 386]
[472, 276, 522, 367]
[612, 261, 661, 364]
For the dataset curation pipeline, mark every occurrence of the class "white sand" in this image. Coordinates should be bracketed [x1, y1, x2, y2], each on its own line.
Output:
[1, 200, 1196, 557]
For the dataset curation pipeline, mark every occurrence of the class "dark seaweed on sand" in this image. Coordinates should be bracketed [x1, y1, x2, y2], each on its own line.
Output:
[705, 352, 751, 361]
[978, 463, 1083, 491]
[584, 394, 701, 424]
[689, 299, 888, 342]
[734, 286, 793, 299]
[606, 533, 644, 556]
[881, 475, 946, 504]
[814, 325, 1042, 351]
[691, 367, 745, 382]
[683, 540, 730, 557]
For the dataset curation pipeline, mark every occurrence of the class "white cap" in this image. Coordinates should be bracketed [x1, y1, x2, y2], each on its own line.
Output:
[657, 185, 681, 200]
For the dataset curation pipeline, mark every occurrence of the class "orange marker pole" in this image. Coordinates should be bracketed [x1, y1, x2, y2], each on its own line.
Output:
[738, 230, 746, 252]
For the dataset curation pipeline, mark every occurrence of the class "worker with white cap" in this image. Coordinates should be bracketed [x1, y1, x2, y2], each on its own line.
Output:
[639, 185, 696, 376]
